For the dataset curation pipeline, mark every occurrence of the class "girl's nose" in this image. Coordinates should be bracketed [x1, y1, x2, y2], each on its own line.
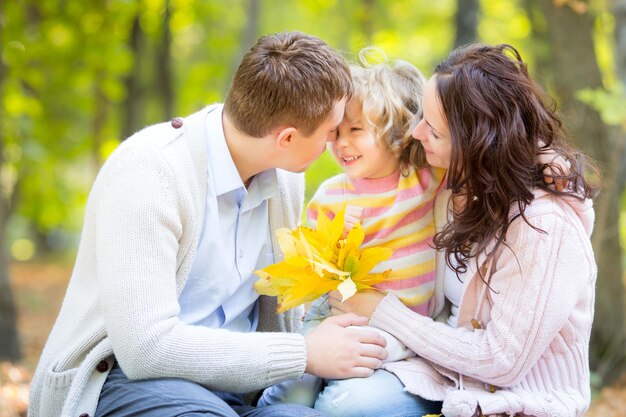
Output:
[335, 133, 349, 147]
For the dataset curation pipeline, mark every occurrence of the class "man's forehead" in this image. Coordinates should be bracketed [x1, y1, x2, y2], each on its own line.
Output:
[344, 100, 362, 123]
[326, 98, 348, 125]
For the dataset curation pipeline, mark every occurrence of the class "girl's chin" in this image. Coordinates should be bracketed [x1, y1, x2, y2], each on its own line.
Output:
[344, 168, 363, 179]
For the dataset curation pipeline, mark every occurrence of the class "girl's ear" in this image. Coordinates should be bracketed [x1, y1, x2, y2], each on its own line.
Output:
[275, 127, 299, 149]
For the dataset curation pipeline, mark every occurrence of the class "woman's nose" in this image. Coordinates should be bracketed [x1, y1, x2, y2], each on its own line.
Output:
[412, 119, 427, 141]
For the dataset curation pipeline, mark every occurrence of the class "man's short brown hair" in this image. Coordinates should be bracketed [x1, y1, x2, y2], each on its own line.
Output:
[224, 31, 352, 137]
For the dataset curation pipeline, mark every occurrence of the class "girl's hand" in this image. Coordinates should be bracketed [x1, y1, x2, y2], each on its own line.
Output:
[536, 142, 570, 191]
[343, 205, 364, 238]
[329, 289, 385, 319]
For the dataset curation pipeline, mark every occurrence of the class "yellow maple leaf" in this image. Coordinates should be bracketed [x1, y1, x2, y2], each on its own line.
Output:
[337, 222, 364, 269]
[254, 259, 338, 312]
[315, 206, 345, 247]
[352, 246, 393, 282]
[337, 277, 357, 301]
[254, 206, 394, 313]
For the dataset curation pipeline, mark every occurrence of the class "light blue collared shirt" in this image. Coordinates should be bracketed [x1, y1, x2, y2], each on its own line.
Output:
[178, 105, 277, 332]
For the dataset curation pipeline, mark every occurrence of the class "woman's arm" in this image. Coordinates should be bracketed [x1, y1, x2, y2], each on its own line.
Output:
[369, 204, 594, 387]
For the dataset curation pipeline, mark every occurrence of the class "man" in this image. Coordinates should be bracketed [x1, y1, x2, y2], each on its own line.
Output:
[28, 31, 387, 417]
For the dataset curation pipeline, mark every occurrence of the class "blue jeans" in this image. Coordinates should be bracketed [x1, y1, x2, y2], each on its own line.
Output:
[314, 369, 442, 417]
[95, 363, 328, 417]
[259, 369, 442, 417]
[260, 297, 442, 416]
[257, 373, 322, 408]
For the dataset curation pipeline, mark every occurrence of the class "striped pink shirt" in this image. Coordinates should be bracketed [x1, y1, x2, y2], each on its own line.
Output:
[307, 166, 446, 315]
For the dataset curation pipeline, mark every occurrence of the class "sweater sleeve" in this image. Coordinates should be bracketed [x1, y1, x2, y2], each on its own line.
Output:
[94, 148, 307, 393]
[370, 205, 595, 387]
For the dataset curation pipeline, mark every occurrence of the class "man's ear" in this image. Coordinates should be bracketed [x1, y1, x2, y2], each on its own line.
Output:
[275, 127, 299, 149]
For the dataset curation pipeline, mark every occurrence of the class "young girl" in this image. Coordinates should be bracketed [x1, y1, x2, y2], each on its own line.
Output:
[258, 49, 445, 417]
[306, 54, 445, 320]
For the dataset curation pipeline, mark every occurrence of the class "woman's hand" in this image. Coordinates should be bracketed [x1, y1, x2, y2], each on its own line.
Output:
[329, 289, 385, 319]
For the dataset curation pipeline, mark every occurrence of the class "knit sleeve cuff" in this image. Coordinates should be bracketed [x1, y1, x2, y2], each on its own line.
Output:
[370, 293, 432, 342]
[263, 333, 307, 383]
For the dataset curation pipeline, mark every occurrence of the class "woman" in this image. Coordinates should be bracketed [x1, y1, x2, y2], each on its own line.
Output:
[330, 44, 598, 417]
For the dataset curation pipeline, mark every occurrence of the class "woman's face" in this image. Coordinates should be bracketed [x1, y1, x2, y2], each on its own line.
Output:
[412, 76, 452, 170]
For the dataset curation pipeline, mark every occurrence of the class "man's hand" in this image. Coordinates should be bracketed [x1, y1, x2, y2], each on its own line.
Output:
[329, 290, 385, 319]
[304, 313, 387, 379]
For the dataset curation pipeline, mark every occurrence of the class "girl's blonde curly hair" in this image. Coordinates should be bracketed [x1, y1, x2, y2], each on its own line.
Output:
[350, 47, 428, 171]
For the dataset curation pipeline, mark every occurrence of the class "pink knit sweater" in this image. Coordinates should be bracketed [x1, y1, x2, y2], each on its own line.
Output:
[370, 189, 596, 417]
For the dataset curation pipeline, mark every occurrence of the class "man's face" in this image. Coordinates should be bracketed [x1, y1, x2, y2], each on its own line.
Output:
[284, 98, 347, 173]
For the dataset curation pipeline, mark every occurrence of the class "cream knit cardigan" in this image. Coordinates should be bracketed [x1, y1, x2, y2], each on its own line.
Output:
[372, 189, 596, 417]
[28, 105, 307, 417]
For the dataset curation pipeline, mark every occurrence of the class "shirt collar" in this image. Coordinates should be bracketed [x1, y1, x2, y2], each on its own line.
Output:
[205, 104, 278, 201]
[206, 105, 244, 196]
[251, 169, 279, 202]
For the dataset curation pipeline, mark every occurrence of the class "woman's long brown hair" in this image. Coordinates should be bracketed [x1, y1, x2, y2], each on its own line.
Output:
[432, 43, 597, 276]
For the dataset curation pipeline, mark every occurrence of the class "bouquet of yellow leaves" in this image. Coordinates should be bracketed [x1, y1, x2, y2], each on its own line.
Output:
[254, 206, 393, 313]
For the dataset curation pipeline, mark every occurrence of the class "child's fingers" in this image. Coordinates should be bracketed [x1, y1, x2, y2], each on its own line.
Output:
[343, 205, 364, 237]
[541, 162, 570, 191]
[344, 205, 364, 225]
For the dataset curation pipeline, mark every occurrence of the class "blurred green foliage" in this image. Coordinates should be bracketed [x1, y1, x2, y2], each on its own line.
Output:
[0, 0, 623, 260]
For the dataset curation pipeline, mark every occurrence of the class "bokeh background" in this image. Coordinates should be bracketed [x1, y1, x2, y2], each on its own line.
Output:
[1, 0, 625, 415]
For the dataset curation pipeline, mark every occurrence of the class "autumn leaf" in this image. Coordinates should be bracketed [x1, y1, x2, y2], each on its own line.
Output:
[352, 246, 393, 281]
[337, 222, 364, 269]
[254, 260, 338, 313]
[337, 277, 357, 301]
[254, 206, 394, 313]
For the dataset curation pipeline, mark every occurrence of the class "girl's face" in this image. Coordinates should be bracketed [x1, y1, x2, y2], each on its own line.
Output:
[330, 100, 399, 179]
[412, 76, 452, 170]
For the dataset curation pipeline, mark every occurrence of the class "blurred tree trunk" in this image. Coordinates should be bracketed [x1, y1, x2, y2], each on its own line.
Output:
[613, 0, 626, 207]
[534, 0, 625, 385]
[0, 208, 21, 361]
[453, 0, 479, 48]
[226, 0, 259, 96]
[0, 190, 21, 361]
[156, 1, 173, 119]
[358, 0, 376, 44]
[122, 14, 144, 140]
[522, 0, 553, 83]
[240, 0, 260, 61]
[616, 0, 626, 84]
[0, 14, 22, 361]
[92, 68, 108, 168]
[124, 3, 173, 139]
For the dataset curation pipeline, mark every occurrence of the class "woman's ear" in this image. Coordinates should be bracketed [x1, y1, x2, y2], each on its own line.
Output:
[275, 126, 298, 149]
